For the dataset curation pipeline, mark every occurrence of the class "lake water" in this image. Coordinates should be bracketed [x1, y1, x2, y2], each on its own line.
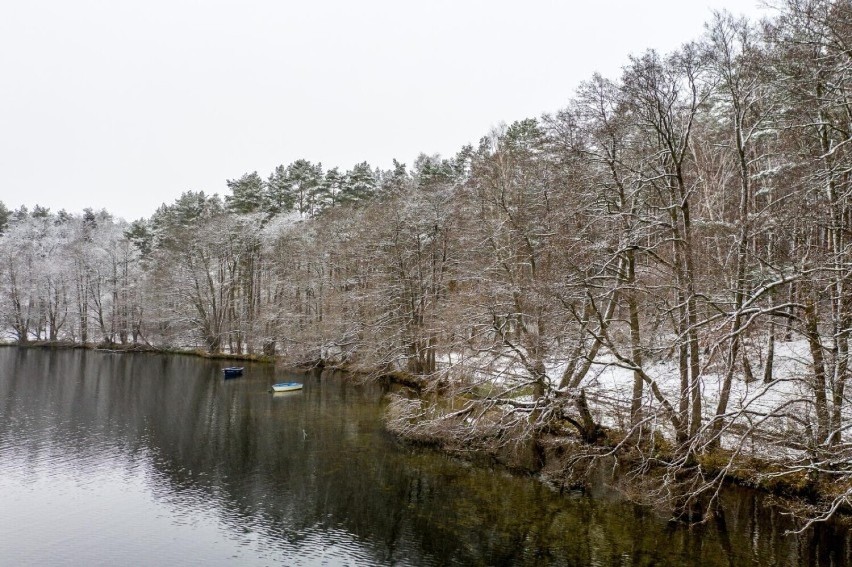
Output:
[0, 347, 848, 566]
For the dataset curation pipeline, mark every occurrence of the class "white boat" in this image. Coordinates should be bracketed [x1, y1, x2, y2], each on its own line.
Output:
[271, 382, 303, 393]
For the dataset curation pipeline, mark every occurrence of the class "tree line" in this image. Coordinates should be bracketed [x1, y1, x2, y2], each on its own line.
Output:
[2, 0, 851, 522]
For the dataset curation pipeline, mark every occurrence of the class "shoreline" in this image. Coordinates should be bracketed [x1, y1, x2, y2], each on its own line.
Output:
[0, 340, 278, 364]
[377, 370, 852, 526]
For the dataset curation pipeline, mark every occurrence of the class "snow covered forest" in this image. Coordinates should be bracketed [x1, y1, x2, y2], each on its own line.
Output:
[3, 1, 852, 521]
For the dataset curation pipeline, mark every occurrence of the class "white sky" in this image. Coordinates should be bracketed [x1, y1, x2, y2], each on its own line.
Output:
[0, 0, 767, 221]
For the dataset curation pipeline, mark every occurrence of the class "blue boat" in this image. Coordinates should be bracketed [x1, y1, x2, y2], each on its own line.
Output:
[223, 366, 244, 378]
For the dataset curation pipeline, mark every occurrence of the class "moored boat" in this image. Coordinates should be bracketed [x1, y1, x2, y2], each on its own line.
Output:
[271, 382, 303, 392]
[223, 367, 244, 378]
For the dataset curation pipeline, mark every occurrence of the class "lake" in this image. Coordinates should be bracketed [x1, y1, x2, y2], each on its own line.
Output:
[0, 347, 847, 566]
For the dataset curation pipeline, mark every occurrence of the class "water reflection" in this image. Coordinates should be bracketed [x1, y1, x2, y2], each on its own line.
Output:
[0, 346, 848, 566]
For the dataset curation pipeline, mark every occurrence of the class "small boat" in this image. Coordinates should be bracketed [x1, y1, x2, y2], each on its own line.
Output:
[271, 382, 303, 392]
[223, 367, 244, 378]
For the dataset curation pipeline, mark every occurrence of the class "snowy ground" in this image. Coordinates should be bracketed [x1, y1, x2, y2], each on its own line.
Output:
[437, 340, 847, 460]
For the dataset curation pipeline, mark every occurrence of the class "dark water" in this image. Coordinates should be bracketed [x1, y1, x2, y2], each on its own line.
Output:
[0, 347, 848, 566]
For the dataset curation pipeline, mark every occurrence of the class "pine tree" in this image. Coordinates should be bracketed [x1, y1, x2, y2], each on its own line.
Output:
[340, 161, 376, 205]
[225, 172, 265, 214]
[285, 159, 323, 217]
[0, 201, 10, 234]
[412, 153, 456, 188]
[315, 167, 344, 211]
[378, 159, 409, 195]
[266, 164, 296, 216]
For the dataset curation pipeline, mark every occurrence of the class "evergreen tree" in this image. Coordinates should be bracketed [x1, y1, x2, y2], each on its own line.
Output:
[378, 159, 409, 195]
[285, 159, 323, 217]
[13, 205, 29, 223]
[0, 201, 9, 234]
[150, 191, 223, 250]
[124, 219, 154, 257]
[504, 118, 544, 152]
[412, 153, 456, 188]
[55, 209, 72, 225]
[315, 166, 344, 211]
[266, 164, 296, 216]
[31, 204, 51, 218]
[225, 172, 265, 214]
[82, 207, 97, 228]
[340, 161, 376, 204]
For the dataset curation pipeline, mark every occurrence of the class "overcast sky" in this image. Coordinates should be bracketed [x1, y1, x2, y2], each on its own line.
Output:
[0, 0, 767, 221]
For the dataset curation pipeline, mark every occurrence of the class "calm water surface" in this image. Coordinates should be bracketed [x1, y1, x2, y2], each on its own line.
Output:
[0, 347, 848, 566]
